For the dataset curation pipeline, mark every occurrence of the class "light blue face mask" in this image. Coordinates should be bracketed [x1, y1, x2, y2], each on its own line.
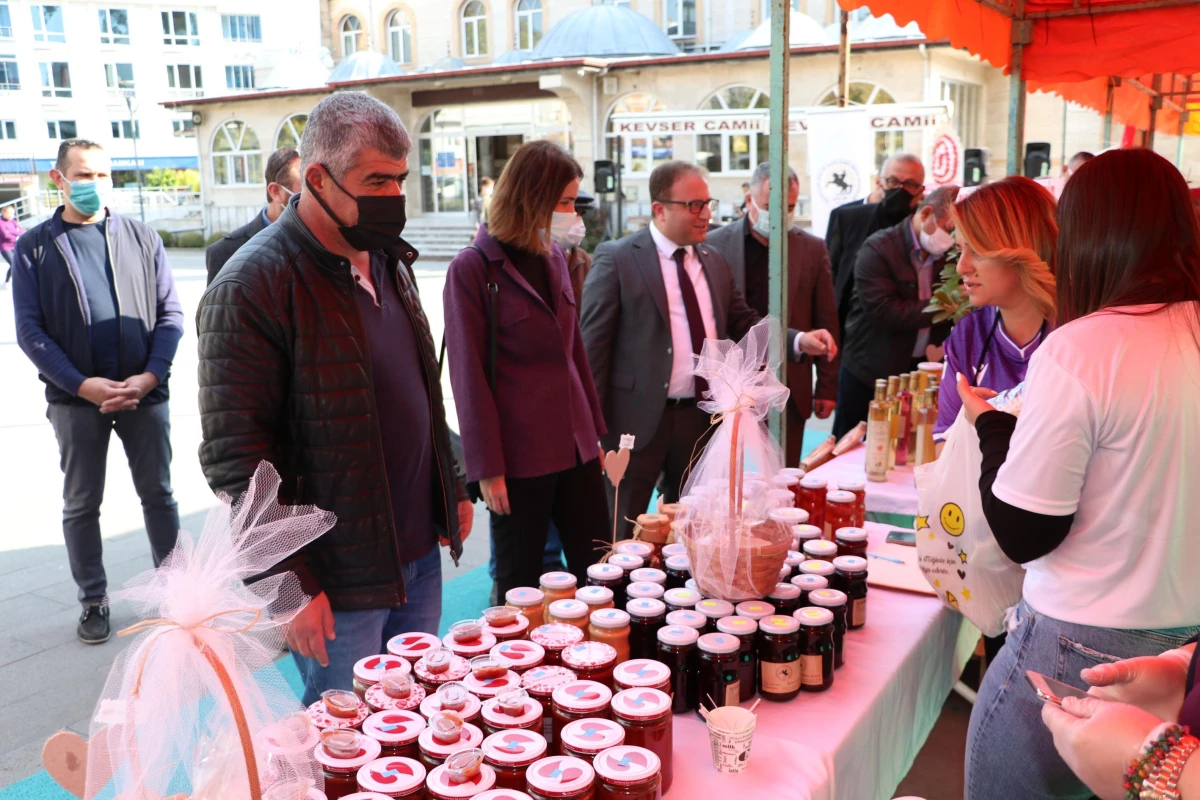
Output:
[67, 179, 111, 216]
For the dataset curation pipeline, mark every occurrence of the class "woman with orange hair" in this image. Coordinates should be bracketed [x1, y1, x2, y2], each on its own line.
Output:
[933, 176, 1058, 437]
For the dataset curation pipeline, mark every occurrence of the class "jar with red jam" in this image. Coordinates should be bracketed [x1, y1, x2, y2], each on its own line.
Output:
[355, 756, 426, 798]
[655, 625, 699, 714]
[612, 659, 672, 694]
[546, 601, 591, 640]
[506, 587, 547, 630]
[492, 641, 547, 674]
[354, 655, 411, 700]
[525, 756, 596, 800]
[585, 564, 623, 592]
[830, 556, 868, 630]
[807, 589, 848, 669]
[520, 666, 577, 745]
[798, 560, 835, 582]
[309, 689, 371, 731]
[660, 543, 687, 560]
[766, 583, 801, 618]
[837, 479, 867, 527]
[561, 642, 618, 690]
[834, 527, 868, 560]
[768, 507, 808, 531]
[314, 729, 382, 800]
[734, 600, 775, 621]
[550, 680, 613, 755]
[559, 717, 625, 764]
[426, 752, 497, 800]
[540, 573, 579, 621]
[715, 616, 758, 703]
[418, 716, 485, 770]
[624, 582, 664, 603]
[797, 475, 827, 533]
[789, 574, 829, 608]
[445, 621, 499, 660]
[694, 598, 734, 633]
[481, 689, 544, 736]
[481, 729, 548, 791]
[795, 607, 835, 692]
[592, 745, 660, 800]
[791, 524, 821, 551]
[388, 632, 445, 663]
[783, 550, 805, 582]
[476, 792, 534, 800]
[363, 710, 427, 760]
[802, 539, 838, 564]
[467, 655, 522, 700]
[529, 624, 584, 668]
[696, 633, 741, 713]
[755, 616, 801, 702]
[587, 610, 631, 666]
[483, 606, 532, 643]
[575, 587, 616, 618]
[661, 588, 700, 614]
[664, 609, 705, 631]
[624, 599, 666, 662]
[366, 669, 427, 713]
[421, 682, 483, 727]
[415, 649, 472, 694]
[627, 568, 666, 587]
[615, 541, 655, 564]
[609, 689, 673, 795]
[662, 557, 690, 592]
[772, 472, 801, 505]
[824, 491, 857, 539]
[606, 554, 644, 587]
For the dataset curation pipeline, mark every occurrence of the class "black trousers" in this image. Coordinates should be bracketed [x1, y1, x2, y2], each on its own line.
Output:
[612, 402, 714, 541]
[831, 367, 876, 439]
[785, 404, 808, 469]
[489, 456, 609, 599]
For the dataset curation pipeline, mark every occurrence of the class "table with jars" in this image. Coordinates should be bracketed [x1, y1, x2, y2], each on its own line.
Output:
[799, 447, 921, 522]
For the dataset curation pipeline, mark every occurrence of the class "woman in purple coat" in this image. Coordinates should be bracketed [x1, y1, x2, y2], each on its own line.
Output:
[1, 204, 23, 285]
[443, 141, 608, 598]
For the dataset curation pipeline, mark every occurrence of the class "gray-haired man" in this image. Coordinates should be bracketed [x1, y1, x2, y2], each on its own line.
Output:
[197, 91, 472, 704]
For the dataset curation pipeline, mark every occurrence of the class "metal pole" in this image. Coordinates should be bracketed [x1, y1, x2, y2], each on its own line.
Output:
[1147, 73, 1163, 151]
[1006, 15, 1030, 176]
[1178, 77, 1192, 167]
[1060, 98, 1068, 176]
[1103, 78, 1115, 149]
[767, 0, 790, 450]
[615, 135, 623, 237]
[125, 91, 145, 223]
[837, 9, 850, 107]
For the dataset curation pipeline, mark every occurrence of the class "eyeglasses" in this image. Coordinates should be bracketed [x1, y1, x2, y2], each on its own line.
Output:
[883, 176, 925, 194]
[656, 197, 720, 214]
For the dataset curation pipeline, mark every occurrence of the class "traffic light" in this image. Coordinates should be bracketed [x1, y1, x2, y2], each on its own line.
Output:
[594, 160, 616, 194]
[964, 148, 987, 186]
[1024, 143, 1052, 179]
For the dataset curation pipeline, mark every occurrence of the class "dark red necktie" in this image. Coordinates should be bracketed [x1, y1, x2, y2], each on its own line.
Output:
[673, 247, 708, 399]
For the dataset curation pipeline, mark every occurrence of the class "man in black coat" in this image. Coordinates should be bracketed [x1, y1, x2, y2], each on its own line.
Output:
[204, 145, 301, 284]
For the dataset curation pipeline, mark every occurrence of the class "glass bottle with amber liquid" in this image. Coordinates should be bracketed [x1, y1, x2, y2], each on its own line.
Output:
[885, 376, 900, 469]
[895, 373, 912, 466]
[865, 379, 890, 482]
[914, 387, 939, 465]
[907, 372, 924, 455]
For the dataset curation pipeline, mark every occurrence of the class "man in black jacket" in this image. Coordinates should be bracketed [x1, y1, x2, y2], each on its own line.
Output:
[204, 145, 301, 284]
[197, 92, 472, 704]
[832, 186, 959, 436]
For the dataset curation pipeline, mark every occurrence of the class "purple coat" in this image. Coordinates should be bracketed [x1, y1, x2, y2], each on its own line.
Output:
[0, 216, 22, 251]
[443, 229, 606, 483]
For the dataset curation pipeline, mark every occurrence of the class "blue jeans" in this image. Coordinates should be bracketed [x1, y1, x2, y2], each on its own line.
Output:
[965, 600, 1200, 799]
[291, 546, 443, 706]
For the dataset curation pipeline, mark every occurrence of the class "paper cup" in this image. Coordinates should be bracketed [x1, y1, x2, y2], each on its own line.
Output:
[706, 706, 757, 774]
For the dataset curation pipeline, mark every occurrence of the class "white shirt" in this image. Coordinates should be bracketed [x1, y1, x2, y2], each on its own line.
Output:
[649, 222, 718, 398]
[993, 303, 1200, 629]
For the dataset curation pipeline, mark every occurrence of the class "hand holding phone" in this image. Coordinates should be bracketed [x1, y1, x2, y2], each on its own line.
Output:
[1026, 670, 1090, 706]
[886, 529, 917, 547]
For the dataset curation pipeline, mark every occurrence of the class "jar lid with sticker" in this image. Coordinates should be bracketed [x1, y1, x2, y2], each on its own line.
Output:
[716, 615, 758, 636]
[474, 792, 534, 800]
[626, 598, 667, 619]
[769, 507, 809, 525]
[490, 640, 545, 671]
[838, 478, 866, 492]
[795, 607, 835, 627]
[551, 680, 612, 712]
[481, 729, 548, 768]
[785, 550, 805, 568]
[827, 490, 856, 505]
[418, 722, 484, 759]
[586, 563, 623, 582]
[589, 608, 631, 629]
[663, 588, 700, 607]
[519, 665, 577, 696]
[562, 641, 618, 670]
[464, 670, 522, 699]
[354, 655, 410, 686]
[626, 581, 665, 600]
[443, 629, 498, 658]
[616, 541, 654, 559]
[792, 523, 821, 542]
[735, 600, 776, 620]
[420, 684, 482, 722]
[665, 609, 705, 629]
[593, 745, 661, 786]
[695, 598, 734, 620]
[504, 587, 545, 608]
[610, 687, 672, 721]
[833, 555, 868, 573]
[314, 730, 381, 771]
[355, 756, 426, 795]
[362, 710, 426, 746]
[386, 632, 443, 661]
[559, 717, 626, 754]
[696, 632, 739, 655]
[780, 467, 806, 479]
[529, 623, 584, 650]
[664, 555, 690, 572]
[758, 615, 801, 635]
[655, 625, 699, 647]
[341, 793, 395, 800]
[308, 694, 370, 731]
[661, 543, 688, 558]
[547, 599, 589, 620]
[809, 588, 848, 608]
[800, 475, 828, 490]
[803, 540, 838, 559]
[425, 760, 496, 799]
[539, 571, 578, 591]
[799, 560, 836, 578]
[772, 473, 799, 487]
[575, 586, 614, 607]
[480, 694, 543, 730]
[257, 713, 320, 758]
[483, 613, 530, 640]
[525, 756, 595, 796]
[629, 567, 666, 585]
[613, 659, 672, 689]
[767, 489, 795, 507]
[834, 527, 868, 543]
[767, 582, 801, 601]
[608, 553, 644, 572]
[415, 653, 471, 685]
[790, 574, 829, 593]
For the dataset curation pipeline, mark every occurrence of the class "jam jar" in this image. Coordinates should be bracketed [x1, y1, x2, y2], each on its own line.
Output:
[366, 670, 427, 713]
[624, 599, 666, 662]
[610, 689, 673, 794]
[258, 713, 321, 789]
[550, 680, 613, 755]
[627, 568, 666, 587]
[696, 633, 741, 712]
[624, 582, 664, 603]
[593, 745, 661, 800]
[756, 615, 801, 702]
[766, 583, 802, 618]
[606, 554, 644, 587]
[694, 598, 734, 633]
[662, 588, 700, 614]
[798, 559, 835, 581]
[615, 541, 655, 563]
[768, 507, 809, 530]
[309, 690, 371, 731]
[664, 609, 705, 631]
[662, 557, 690, 591]
[355, 756, 426, 798]
[507, 587, 547, 629]
[575, 586, 616, 616]
[492, 641, 547, 674]
[482, 689, 545, 736]
[655, 625, 699, 714]
[795, 607, 835, 692]
[421, 682, 483, 727]
[483, 606, 532, 643]
[837, 479, 867, 527]
[546, 601, 592, 640]
[426, 756, 497, 800]
[467, 670, 525, 705]
[612, 659, 672, 694]
[540, 573, 579, 620]
[797, 475, 828, 533]
[807, 589, 848, 669]
[561, 642, 619, 689]
[445, 622, 499, 660]
[363, 710, 426, 760]
[824, 491, 857, 539]
[790, 574, 829, 607]
[587, 610, 631, 665]
[734, 600, 775, 621]
[520, 666, 577, 745]
[559, 717, 626, 764]
[660, 543, 687, 560]
[792, 524, 822, 550]
[388, 632, 445, 663]
[715, 616, 758, 703]
[586, 564, 624, 592]
[525, 756, 596, 800]
[315, 729, 382, 800]
[476, 792, 534, 800]
[802, 539, 838, 564]
[530, 624, 585, 667]
[772, 472, 800, 502]
[834, 527, 868, 560]
[354, 655, 411, 700]
[415, 650, 472, 694]
[481, 729, 548, 791]
[418, 717, 485, 770]
[783, 550, 805, 581]
[830, 556, 868, 629]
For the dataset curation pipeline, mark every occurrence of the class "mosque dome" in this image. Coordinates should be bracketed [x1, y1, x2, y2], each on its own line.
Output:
[732, 11, 832, 51]
[530, 5, 681, 60]
[327, 50, 404, 83]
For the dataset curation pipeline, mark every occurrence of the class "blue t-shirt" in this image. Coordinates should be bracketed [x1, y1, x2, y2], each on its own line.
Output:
[63, 219, 120, 380]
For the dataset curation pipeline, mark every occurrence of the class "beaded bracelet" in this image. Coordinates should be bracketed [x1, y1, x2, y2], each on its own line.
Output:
[1126, 724, 1189, 799]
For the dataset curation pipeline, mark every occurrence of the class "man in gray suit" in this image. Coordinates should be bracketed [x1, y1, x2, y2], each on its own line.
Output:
[707, 162, 839, 467]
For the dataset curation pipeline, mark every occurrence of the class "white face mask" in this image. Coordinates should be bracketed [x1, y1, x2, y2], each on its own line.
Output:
[919, 224, 955, 257]
[550, 211, 586, 249]
[750, 196, 791, 239]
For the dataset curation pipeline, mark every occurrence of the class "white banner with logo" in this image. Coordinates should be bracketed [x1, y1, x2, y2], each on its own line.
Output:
[805, 107, 875, 239]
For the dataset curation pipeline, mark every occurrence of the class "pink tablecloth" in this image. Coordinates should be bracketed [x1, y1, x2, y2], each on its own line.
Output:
[804, 447, 921, 518]
[665, 523, 976, 800]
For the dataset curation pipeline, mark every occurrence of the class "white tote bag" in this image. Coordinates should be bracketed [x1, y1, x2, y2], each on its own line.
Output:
[913, 386, 1026, 637]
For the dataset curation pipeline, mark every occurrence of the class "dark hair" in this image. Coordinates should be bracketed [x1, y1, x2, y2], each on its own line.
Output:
[55, 139, 104, 173]
[264, 145, 299, 201]
[918, 185, 960, 218]
[1068, 151, 1095, 167]
[1057, 148, 1200, 324]
[649, 160, 704, 202]
[488, 140, 582, 253]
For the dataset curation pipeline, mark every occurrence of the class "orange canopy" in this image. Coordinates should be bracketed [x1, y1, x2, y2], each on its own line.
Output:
[838, 0, 1200, 132]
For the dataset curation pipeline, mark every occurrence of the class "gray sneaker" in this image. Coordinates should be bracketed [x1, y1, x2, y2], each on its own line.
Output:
[78, 604, 110, 644]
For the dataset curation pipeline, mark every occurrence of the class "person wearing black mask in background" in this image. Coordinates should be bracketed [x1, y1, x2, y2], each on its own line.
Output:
[825, 153, 926, 332]
[197, 91, 472, 705]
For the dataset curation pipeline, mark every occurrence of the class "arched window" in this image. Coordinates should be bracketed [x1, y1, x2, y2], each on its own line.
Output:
[817, 81, 900, 171]
[276, 114, 307, 149]
[606, 92, 675, 175]
[514, 0, 543, 51]
[695, 85, 769, 175]
[340, 15, 362, 56]
[212, 120, 262, 186]
[461, 1, 488, 57]
[388, 9, 413, 64]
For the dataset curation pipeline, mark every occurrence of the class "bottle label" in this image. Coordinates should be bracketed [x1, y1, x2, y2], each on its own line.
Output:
[724, 676, 741, 707]
[760, 660, 802, 694]
[852, 597, 868, 627]
[865, 420, 890, 479]
[800, 654, 824, 686]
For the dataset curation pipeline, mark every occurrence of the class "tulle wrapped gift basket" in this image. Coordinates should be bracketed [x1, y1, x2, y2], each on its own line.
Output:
[677, 319, 794, 602]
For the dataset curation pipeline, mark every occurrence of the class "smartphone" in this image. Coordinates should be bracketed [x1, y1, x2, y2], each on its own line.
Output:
[1025, 671, 1090, 705]
[886, 530, 917, 547]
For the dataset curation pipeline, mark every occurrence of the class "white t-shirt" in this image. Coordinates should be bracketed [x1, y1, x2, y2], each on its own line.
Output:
[993, 303, 1200, 629]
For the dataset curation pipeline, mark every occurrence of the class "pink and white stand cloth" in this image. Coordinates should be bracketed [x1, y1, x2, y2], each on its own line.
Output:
[804, 449, 921, 518]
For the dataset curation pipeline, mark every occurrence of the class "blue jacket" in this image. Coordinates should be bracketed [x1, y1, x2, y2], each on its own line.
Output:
[12, 207, 183, 405]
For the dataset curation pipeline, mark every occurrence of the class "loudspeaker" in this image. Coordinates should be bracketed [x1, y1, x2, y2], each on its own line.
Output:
[964, 148, 986, 186]
[1024, 142, 1052, 179]
[594, 160, 617, 194]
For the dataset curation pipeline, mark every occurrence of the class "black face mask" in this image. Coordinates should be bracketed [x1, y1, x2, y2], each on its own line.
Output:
[879, 185, 915, 225]
[306, 165, 407, 252]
